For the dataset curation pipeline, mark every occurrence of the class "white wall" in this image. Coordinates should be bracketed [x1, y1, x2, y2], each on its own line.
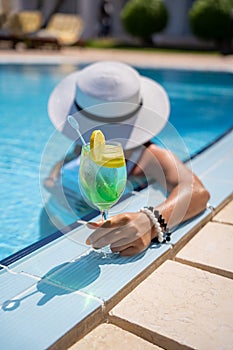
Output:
[6, 0, 21, 13]
[162, 0, 194, 36]
[79, 0, 100, 39]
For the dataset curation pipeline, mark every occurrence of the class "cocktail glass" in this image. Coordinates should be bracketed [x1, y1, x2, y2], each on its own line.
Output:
[79, 140, 127, 252]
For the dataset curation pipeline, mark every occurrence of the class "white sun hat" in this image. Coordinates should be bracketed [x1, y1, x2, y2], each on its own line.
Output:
[48, 61, 170, 150]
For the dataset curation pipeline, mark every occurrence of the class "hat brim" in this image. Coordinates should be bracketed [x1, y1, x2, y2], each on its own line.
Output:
[48, 71, 170, 150]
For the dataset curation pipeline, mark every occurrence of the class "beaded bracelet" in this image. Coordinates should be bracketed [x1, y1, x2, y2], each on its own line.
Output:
[139, 206, 171, 243]
[139, 207, 164, 243]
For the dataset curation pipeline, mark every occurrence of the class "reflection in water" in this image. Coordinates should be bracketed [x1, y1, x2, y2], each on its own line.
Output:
[39, 207, 59, 239]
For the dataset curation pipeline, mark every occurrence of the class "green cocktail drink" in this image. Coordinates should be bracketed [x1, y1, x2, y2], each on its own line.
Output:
[79, 133, 127, 216]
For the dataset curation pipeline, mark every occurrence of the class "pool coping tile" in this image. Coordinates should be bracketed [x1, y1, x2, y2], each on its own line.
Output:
[9, 231, 172, 307]
[190, 130, 233, 171]
[0, 279, 103, 350]
[167, 209, 212, 248]
[10, 232, 91, 278]
[0, 265, 39, 307]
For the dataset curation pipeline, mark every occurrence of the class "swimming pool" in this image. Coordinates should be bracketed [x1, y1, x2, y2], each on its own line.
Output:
[0, 64, 232, 262]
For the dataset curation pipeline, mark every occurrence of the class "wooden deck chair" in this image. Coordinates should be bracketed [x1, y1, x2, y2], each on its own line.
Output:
[36, 13, 84, 46]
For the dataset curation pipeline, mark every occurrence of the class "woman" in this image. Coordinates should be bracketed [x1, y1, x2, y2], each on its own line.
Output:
[45, 61, 210, 256]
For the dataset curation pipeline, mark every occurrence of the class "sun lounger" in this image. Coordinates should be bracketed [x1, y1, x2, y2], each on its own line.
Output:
[0, 10, 43, 48]
[3, 10, 43, 35]
[0, 12, 7, 28]
[31, 13, 84, 48]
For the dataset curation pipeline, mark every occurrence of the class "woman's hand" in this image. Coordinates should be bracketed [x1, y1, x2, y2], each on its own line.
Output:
[44, 177, 57, 191]
[86, 212, 156, 256]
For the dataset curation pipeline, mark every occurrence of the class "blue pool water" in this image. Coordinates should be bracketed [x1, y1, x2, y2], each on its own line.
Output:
[0, 64, 232, 262]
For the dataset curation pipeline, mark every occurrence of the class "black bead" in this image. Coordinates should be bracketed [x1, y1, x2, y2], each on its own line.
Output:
[153, 210, 159, 218]
[159, 218, 165, 225]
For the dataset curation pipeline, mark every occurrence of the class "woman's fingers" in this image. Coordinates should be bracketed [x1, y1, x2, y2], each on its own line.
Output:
[111, 231, 152, 256]
[88, 214, 130, 228]
[92, 226, 138, 249]
[90, 228, 120, 248]
[85, 212, 153, 254]
[111, 239, 148, 256]
[86, 220, 113, 244]
[86, 222, 101, 229]
[86, 214, 130, 245]
[118, 246, 141, 256]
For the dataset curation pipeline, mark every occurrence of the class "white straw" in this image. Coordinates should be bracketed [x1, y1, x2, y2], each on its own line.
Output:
[67, 115, 86, 145]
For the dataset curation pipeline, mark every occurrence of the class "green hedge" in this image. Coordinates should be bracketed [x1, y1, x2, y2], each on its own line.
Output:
[189, 0, 233, 41]
[121, 0, 168, 43]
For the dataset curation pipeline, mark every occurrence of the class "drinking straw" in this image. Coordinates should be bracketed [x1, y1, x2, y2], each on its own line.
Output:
[67, 115, 86, 145]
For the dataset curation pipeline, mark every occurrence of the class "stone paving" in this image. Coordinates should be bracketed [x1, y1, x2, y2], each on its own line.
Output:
[0, 47, 233, 71]
[69, 198, 233, 350]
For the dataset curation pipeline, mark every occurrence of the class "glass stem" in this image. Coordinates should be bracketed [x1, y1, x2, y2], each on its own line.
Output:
[101, 210, 108, 221]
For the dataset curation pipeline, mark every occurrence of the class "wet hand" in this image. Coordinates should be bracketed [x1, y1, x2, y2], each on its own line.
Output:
[86, 212, 155, 256]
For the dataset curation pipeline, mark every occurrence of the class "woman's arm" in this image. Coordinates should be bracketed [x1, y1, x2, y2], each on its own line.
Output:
[43, 160, 64, 190]
[132, 143, 210, 231]
[86, 144, 210, 256]
[44, 144, 82, 190]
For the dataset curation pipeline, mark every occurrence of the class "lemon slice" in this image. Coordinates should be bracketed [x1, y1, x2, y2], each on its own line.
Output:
[90, 130, 105, 162]
[102, 153, 125, 168]
[90, 130, 125, 168]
